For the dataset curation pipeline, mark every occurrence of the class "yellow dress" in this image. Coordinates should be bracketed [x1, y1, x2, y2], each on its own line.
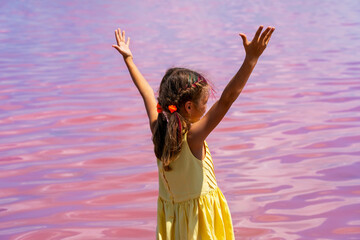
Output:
[156, 133, 234, 239]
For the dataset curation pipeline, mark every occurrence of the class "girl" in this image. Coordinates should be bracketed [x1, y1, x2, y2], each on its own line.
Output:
[112, 25, 275, 239]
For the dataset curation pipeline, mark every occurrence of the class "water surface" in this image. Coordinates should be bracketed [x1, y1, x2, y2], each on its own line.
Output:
[1, 0, 360, 239]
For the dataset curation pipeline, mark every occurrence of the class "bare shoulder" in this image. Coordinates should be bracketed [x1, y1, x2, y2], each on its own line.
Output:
[187, 130, 205, 160]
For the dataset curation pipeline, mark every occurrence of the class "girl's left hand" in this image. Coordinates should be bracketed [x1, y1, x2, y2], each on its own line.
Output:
[112, 28, 133, 59]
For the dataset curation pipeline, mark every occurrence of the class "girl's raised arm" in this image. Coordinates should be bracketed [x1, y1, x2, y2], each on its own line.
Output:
[112, 28, 157, 133]
[188, 26, 275, 149]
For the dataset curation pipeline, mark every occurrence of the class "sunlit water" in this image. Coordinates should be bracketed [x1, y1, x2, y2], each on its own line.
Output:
[1, 0, 360, 239]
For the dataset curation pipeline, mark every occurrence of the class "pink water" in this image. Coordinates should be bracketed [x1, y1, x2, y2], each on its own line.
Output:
[1, 1, 360, 239]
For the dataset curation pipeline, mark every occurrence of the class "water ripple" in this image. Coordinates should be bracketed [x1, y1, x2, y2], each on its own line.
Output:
[1, 0, 360, 239]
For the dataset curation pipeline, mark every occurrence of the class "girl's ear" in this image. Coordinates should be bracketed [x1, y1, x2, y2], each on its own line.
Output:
[184, 101, 192, 115]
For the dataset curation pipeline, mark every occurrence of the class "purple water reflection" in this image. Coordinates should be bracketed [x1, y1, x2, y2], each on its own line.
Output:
[1, 0, 360, 239]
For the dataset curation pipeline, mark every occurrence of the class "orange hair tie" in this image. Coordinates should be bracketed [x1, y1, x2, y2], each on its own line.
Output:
[168, 105, 177, 113]
[157, 103, 163, 113]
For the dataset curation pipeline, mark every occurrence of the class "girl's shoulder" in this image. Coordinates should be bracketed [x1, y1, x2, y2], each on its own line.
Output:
[184, 131, 207, 161]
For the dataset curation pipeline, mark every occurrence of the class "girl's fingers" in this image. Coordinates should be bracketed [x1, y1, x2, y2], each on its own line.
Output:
[112, 45, 120, 52]
[114, 27, 130, 44]
[115, 30, 120, 45]
[253, 25, 263, 42]
[239, 33, 249, 46]
[118, 28, 122, 41]
[264, 27, 275, 44]
[259, 26, 271, 44]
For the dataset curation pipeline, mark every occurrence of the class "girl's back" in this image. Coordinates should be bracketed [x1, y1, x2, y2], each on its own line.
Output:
[157, 133, 233, 239]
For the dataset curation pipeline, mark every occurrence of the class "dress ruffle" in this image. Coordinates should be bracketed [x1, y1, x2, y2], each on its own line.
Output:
[157, 187, 234, 240]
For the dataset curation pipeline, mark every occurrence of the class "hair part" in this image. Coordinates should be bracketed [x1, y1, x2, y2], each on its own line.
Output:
[152, 68, 209, 171]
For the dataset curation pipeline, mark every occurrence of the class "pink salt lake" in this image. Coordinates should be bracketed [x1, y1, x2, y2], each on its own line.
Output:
[0, 1, 359, 239]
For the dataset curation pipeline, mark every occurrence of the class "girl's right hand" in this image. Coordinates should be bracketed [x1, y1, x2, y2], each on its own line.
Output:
[239, 26, 275, 63]
[112, 28, 133, 59]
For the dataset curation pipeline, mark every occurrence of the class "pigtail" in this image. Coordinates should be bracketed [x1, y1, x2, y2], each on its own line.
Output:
[153, 108, 190, 171]
[162, 112, 181, 170]
[153, 112, 167, 161]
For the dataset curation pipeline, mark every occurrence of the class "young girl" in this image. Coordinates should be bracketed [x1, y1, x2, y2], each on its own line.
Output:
[113, 25, 275, 239]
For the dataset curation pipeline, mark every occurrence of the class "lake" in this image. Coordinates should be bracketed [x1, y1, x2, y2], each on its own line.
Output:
[0, 0, 360, 239]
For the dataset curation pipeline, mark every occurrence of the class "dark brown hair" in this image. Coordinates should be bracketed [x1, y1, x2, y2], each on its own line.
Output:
[152, 68, 209, 171]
